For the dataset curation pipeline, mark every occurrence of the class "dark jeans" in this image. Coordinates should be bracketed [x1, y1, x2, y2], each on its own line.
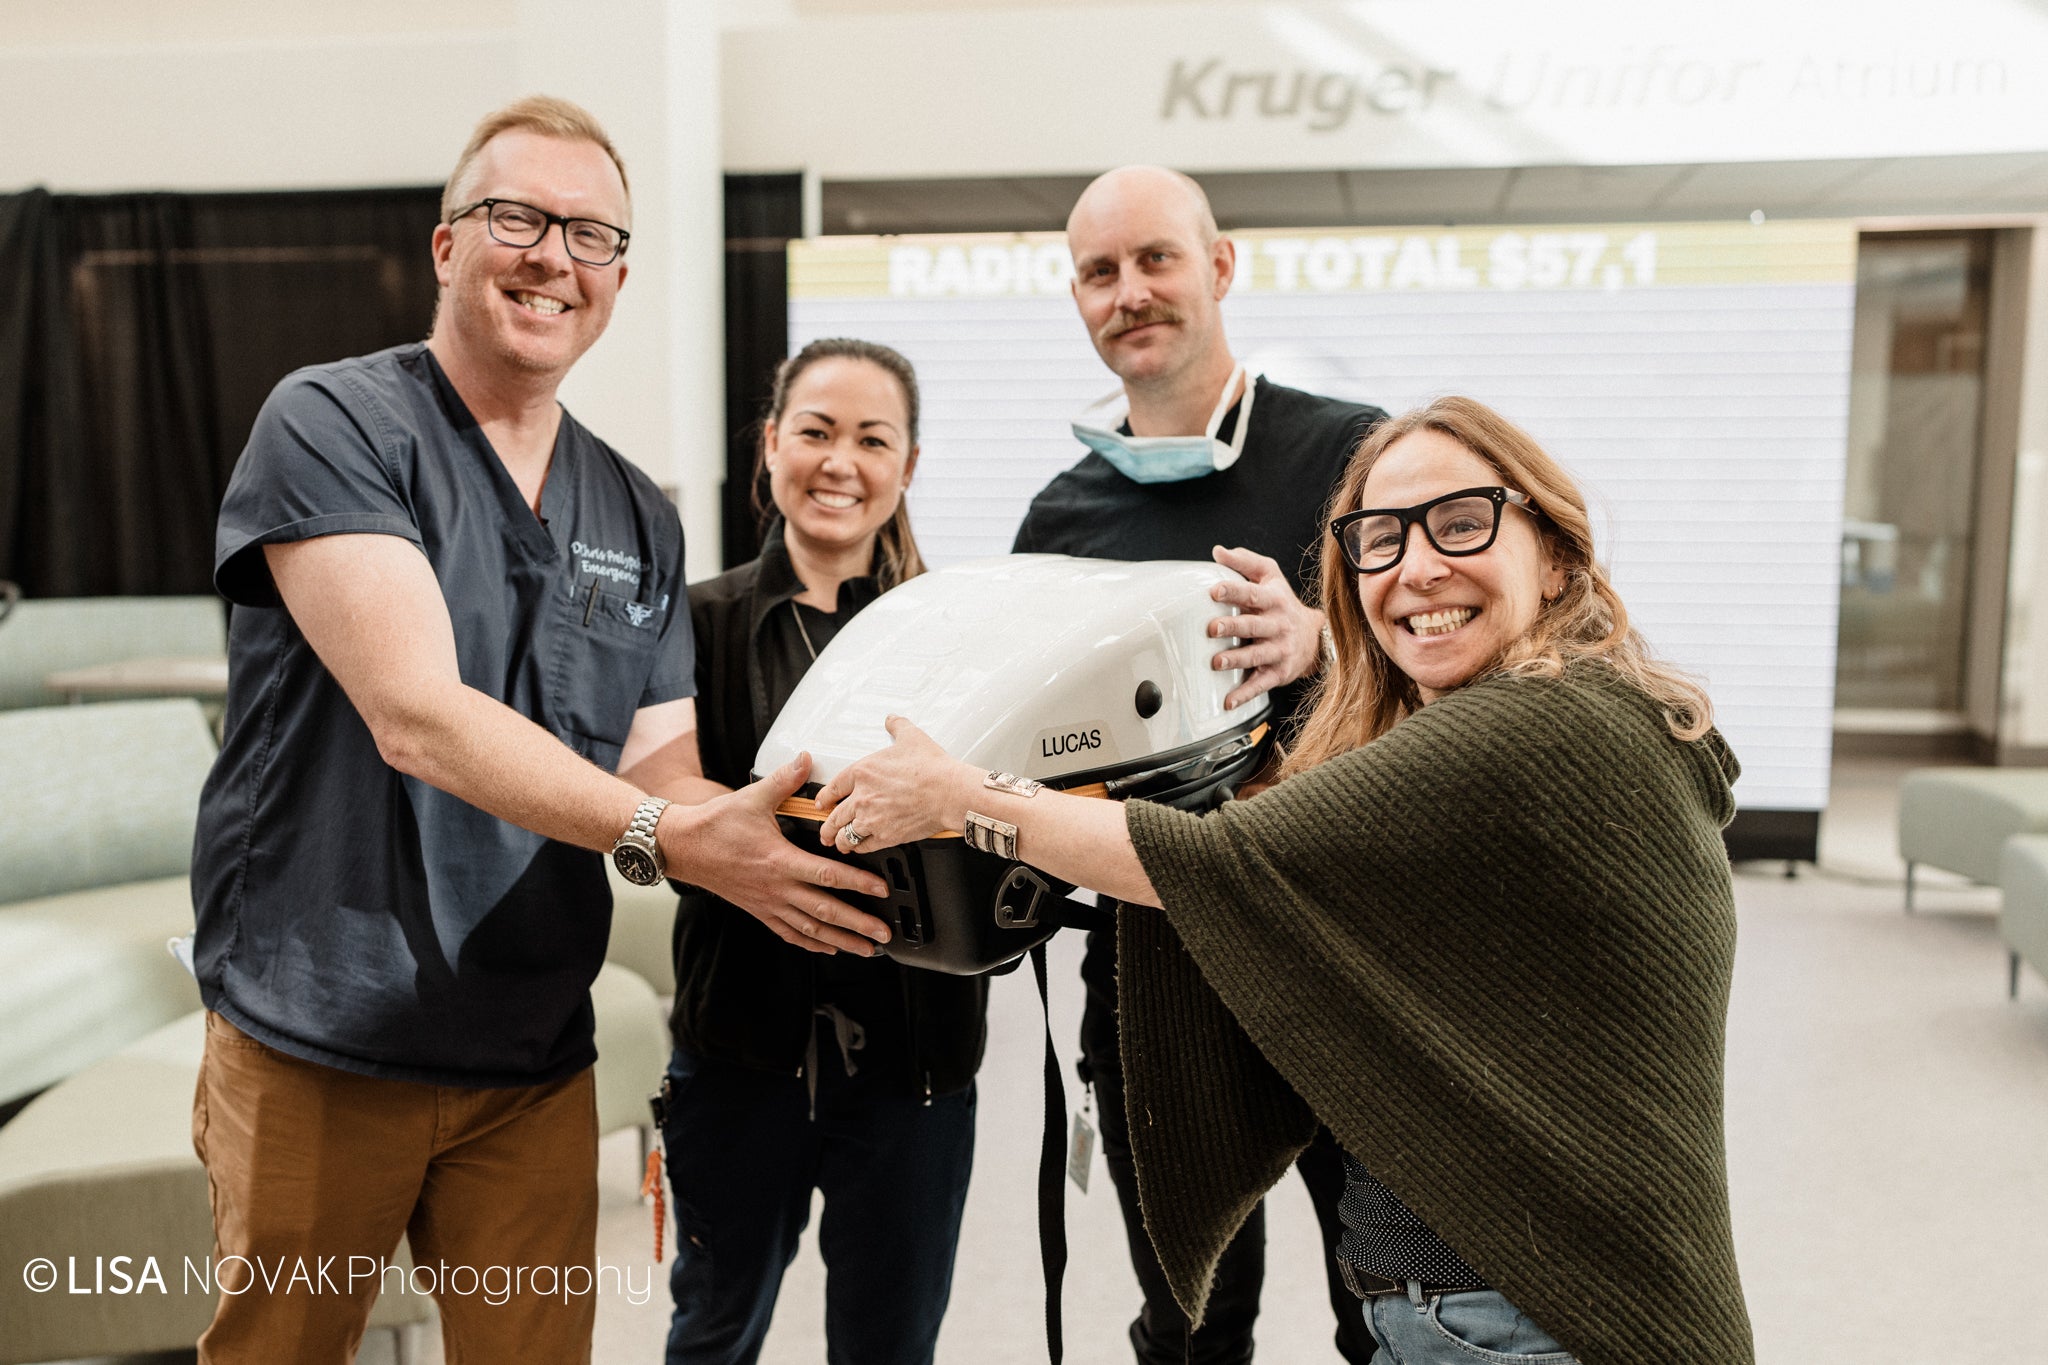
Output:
[659, 1042, 977, 1365]
[1082, 928, 1378, 1365]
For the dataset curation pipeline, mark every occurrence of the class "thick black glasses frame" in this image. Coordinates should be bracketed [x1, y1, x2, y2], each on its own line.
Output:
[1331, 485, 1536, 574]
[447, 198, 631, 266]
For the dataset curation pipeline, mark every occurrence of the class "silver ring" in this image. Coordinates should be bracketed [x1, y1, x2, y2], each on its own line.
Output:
[844, 829, 867, 848]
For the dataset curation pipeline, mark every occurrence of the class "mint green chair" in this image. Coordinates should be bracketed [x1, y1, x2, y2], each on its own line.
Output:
[1897, 767, 2048, 911]
[0, 700, 216, 1104]
[2001, 835, 2048, 999]
[0, 595, 226, 710]
[0, 1012, 434, 1365]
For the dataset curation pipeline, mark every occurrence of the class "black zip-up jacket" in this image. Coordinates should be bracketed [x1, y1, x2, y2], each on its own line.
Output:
[667, 527, 989, 1098]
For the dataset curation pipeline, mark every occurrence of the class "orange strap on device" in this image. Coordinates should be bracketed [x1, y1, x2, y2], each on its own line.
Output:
[641, 1147, 665, 1262]
[775, 783, 1110, 828]
[771, 723, 1268, 827]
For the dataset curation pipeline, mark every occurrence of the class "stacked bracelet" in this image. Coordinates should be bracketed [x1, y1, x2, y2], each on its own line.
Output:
[984, 769, 1043, 798]
[963, 810, 1019, 860]
[965, 769, 1038, 859]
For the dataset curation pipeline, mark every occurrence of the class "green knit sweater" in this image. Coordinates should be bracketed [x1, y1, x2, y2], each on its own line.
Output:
[1121, 666, 1753, 1365]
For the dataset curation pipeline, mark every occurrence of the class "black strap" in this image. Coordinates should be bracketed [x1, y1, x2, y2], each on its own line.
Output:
[1052, 898, 1116, 934]
[1030, 942, 1066, 1364]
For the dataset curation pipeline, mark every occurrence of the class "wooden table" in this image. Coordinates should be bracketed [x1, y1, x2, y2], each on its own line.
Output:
[44, 656, 230, 705]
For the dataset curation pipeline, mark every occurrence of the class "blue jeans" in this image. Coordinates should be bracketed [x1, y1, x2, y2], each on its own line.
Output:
[659, 1044, 976, 1365]
[1362, 1283, 1580, 1363]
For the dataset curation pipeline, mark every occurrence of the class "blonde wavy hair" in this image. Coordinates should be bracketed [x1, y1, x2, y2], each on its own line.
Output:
[1283, 396, 1712, 778]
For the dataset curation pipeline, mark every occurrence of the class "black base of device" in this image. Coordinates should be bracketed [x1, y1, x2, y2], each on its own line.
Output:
[784, 716, 1275, 976]
[779, 822, 1075, 976]
[1723, 808, 1821, 864]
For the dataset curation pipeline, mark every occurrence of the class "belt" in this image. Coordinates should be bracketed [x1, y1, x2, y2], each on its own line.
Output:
[1337, 1258, 1488, 1300]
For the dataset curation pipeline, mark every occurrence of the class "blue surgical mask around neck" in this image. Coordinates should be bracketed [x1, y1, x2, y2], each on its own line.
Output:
[1070, 364, 1254, 485]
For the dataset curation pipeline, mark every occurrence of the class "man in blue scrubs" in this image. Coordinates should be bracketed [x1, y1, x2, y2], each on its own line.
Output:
[188, 96, 891, 1364]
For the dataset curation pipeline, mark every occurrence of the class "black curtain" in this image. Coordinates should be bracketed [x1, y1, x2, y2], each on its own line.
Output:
[0, 187, 441, 596]
[0, 194, 38, 595]
[721, 173, 803, 570]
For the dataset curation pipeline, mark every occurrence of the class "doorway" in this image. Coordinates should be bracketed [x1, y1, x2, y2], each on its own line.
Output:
[1835, 230, 1994, 728]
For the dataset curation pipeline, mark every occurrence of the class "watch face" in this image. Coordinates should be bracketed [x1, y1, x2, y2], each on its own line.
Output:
[614, 845, 660, 886]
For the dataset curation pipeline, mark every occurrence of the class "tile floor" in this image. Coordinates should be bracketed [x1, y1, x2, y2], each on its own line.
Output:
[67, 757, 2048, 1365]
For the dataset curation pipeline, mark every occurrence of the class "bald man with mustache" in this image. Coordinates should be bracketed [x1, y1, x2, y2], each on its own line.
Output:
[1010, 166, 1387, 1364]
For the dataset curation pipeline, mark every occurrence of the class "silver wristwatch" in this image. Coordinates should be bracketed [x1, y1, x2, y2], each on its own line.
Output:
[611, 797, 672, 886]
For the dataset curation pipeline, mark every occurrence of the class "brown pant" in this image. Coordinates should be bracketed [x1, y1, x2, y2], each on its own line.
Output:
[191, 1012, 599, 1365]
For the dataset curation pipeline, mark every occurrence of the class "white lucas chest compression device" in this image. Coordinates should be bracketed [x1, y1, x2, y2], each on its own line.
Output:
[758, 554, 1272, 974]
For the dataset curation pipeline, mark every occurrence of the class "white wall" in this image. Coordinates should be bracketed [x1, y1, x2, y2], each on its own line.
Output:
[512, 0, 726, 580]
[0, 2, 726, 578]
[723, 0, 2048, 179]
[0, 18, 514, 193]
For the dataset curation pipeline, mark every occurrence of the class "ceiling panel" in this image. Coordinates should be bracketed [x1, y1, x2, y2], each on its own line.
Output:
[1193, 171, 1351, 228]
[1650, 159, 1877, 214]
[1340, 167, 1517, 223]
[1815, 151, 2048, 207]
[825, 176, 1086, 233]
[1497, 164, 1694, 216]
[820, 154, 2048, 237]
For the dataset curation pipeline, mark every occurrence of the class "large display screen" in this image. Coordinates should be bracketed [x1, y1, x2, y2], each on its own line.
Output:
[788, 220, 1856, 825]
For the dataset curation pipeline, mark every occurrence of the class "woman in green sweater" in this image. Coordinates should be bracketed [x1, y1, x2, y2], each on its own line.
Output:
[815, 396, 1754, 1365]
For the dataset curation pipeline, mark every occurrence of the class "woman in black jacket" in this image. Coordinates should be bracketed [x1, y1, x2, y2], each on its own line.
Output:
[658, 338, 985, 1365]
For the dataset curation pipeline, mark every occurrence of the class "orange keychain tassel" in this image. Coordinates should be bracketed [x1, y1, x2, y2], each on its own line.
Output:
[641, 1146, 666, 1262]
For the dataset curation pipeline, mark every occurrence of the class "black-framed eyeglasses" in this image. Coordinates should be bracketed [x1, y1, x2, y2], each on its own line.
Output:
[448, 198, 630, 266]
[1331, 486, 1538, 574]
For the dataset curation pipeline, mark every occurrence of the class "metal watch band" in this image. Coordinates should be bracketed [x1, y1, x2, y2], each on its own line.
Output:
[963, 809, 1019, 860]
[611, 796, 673, 886]
[984, 769, 1044, 799]
[628, 796, 671, 840]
